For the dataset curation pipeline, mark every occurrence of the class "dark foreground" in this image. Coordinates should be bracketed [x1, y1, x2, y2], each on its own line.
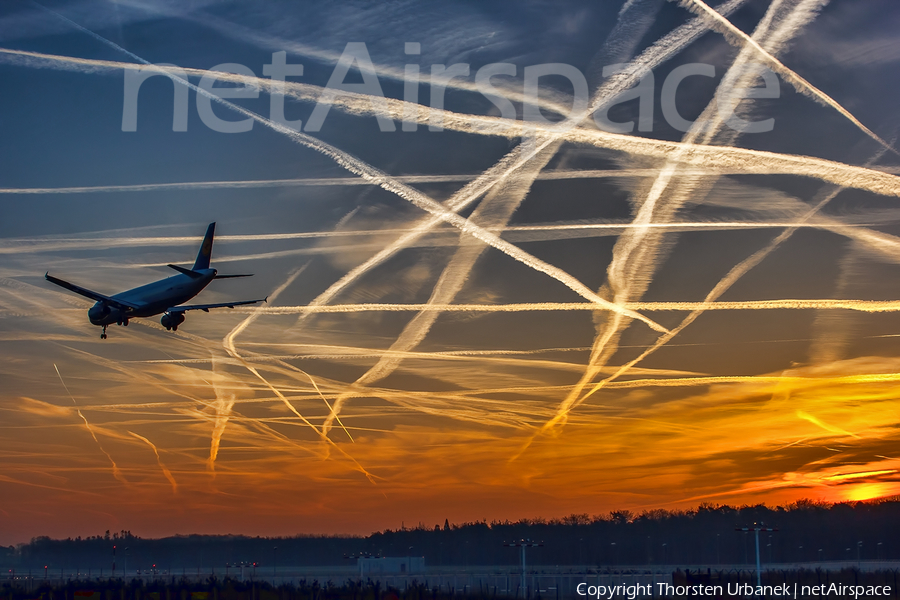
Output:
[2, 569, 900, 600]
[1, 579, 484, 600]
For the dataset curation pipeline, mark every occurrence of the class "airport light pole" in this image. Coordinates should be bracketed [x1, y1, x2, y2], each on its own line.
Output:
[504, 539, 543, 599]
[736, 524, 777, 588]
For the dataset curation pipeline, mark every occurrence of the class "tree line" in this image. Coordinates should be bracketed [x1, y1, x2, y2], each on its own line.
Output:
[2, 499, 898, 570]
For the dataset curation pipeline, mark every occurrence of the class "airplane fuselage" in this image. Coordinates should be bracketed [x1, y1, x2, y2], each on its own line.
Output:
[47, 222, 264, 339]
[88, 269, 216, 326]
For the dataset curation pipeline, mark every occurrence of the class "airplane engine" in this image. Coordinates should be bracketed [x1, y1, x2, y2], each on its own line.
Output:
[87, 301, 111, 324]
[161, 311, 186, 331]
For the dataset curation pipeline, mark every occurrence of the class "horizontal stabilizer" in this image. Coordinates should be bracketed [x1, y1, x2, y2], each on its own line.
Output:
[214, 273, 253, 279]
[166, 297, 267, 313]
[45, 272, 142, 312]
[167, 264, 204, 278]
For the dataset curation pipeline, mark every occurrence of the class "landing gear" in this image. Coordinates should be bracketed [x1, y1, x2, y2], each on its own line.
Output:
[161, 311, 185, 332]
[101, 324, 108, 339]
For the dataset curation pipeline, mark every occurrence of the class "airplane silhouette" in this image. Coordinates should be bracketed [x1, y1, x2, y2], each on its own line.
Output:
[45, 222, 266, 339]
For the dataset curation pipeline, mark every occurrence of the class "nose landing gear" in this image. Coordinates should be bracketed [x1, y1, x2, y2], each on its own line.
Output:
[100, 324, 108, 339]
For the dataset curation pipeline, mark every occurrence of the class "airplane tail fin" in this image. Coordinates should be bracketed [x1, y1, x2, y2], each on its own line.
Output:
[193, 222, 215, 270]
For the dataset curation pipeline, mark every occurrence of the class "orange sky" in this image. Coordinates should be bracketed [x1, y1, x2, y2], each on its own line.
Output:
[2, 306, 900, 544]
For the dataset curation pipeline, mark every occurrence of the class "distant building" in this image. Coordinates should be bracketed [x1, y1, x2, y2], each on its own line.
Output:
[358, 556, 425, 575]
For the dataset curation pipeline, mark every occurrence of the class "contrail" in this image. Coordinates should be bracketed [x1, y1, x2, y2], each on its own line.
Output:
[3, 47, 900, 197]
[221, 266, 373, 479]
[796, 410, 861, 439]
[0, 169, 724, 194]
[808, 249, 861, 365]
[590, 371, 900, 389]
[205, 361, 239, 475]
[127, 0, 579, 120]
[322, 0, 668, 437]
[235, 0, 889, 363]
[246, 299, 900, 314]
[577, 150, 897, 412]
[127, 430, 178, 493]
[323, 142, 568, 436]
[48, 340, 369, 478]
[130, 349, 679, 376]
[315, 0, 864, 437]
[12, 165, 900, 196]
[321, 144, 562, 434]
[675, 0, 898, 156]
[20, 16, 667, 336]
[7, 15, 571, 354]
[535, 0, 837, 439]
[53, 364, 127, 484]
[15, 0, 900, 450]
[22, 1, 900, 478]
[283, 137, 669, 332]
[293, 0, 771, 346]
[222, 264, 343, 439]
[3, 216, 898, 262]
[245, 299, 900, 314]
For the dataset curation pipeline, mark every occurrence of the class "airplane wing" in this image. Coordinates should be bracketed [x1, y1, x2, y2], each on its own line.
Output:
[45, 273, 142, 312]
[166, 297, 267, 313]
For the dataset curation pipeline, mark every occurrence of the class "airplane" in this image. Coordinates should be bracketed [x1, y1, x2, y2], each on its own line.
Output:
[45, 222, 267, 339]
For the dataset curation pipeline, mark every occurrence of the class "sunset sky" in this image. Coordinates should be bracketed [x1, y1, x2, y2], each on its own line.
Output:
[1, 0, 900, 546]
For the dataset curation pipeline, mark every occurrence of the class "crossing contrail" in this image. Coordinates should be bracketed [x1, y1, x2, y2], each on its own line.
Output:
[23, 15, 668, 336]
[127, 0, 580, 121]
[289, 0, 773, 406]
[321, 144, 563, 434]
[221, 265, 346, 441]
[221, 266, 376, 482]
[54, 364, 127, 484]
[2, 49, 899, 197]
[127, 430, 178, 493]
[13, 0, 900, 509]
[317, 0, 668, 434]
[575, 146, 895, 406]
[676, 0, 897, 156]
[535, 0, 839, 438]
[205, 360, 237, 475]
